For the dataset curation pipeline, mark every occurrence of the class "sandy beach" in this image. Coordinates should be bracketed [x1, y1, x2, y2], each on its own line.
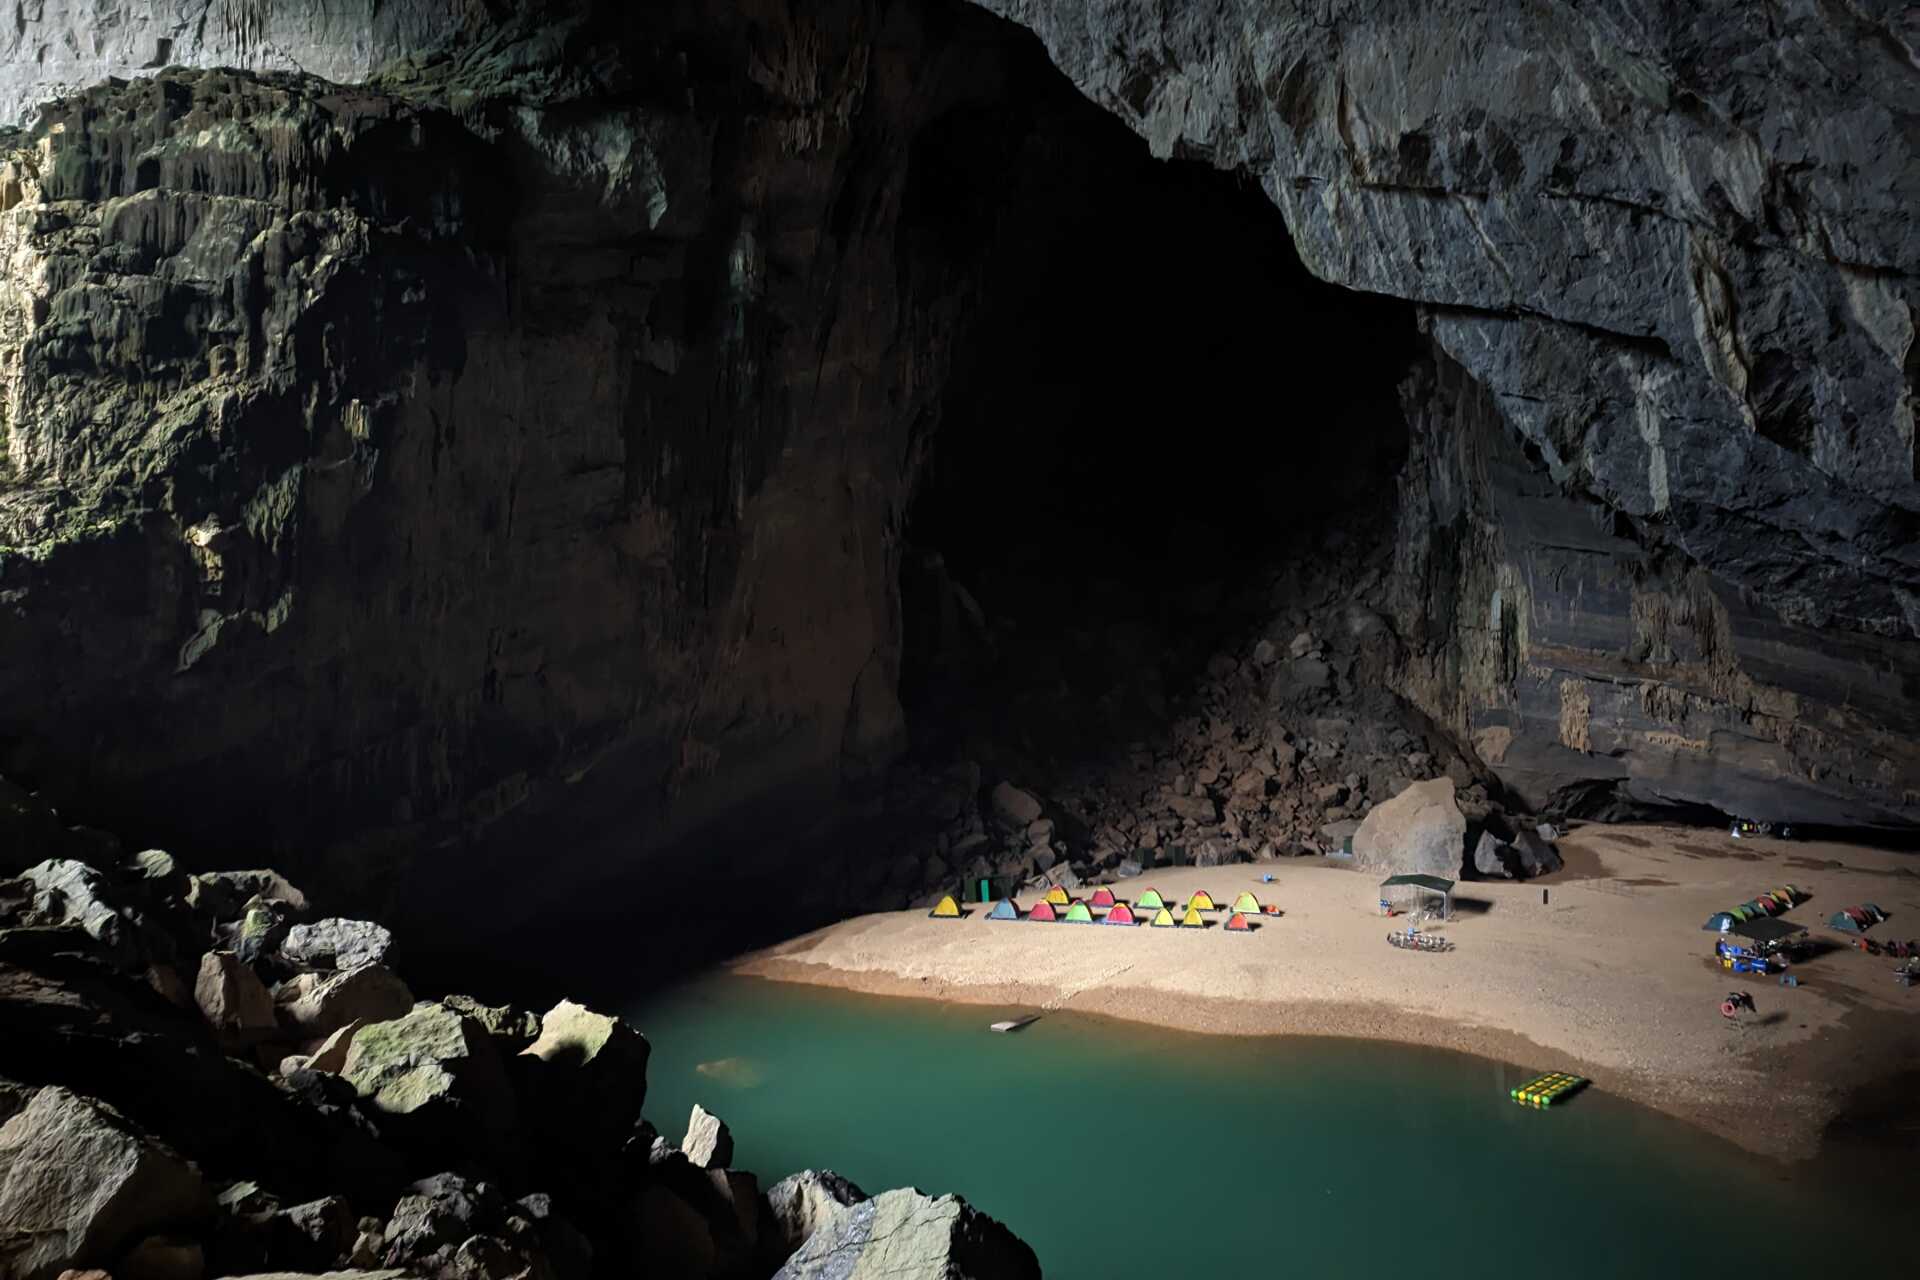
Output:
[738, 824, 1920, 1158]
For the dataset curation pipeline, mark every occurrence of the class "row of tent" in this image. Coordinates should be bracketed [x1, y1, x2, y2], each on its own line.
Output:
[929, 891, 1260, 930]
[1828, 903, 1888, 934]
[1032, 885, 1266, 915]
[1701, 884, 1806, 931]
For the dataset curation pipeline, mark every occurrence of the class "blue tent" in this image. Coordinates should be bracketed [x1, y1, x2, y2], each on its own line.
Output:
[986, 899, 1020, 922]
[1703, 912, 1737, 932]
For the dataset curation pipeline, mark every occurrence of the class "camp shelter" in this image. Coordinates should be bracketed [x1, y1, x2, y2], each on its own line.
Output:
[1044, 886, 1072, 907]
[1703, 912, 1738, 932]
[1103, 902, 1138, 926]
[1135, 888, 1167, 911]
[1186, 890, 1218, 912]
[1231, 890, 1261, 914]
[1224, 912, 1252, 932]
[1727, 917, 1808, 956]
[1149, 907, 1177, 928]
[929, 895, 961, 919]
[986, 899, 1021, 922]
[1179, 906, 1205, 928]
[1028, 900, 1059, 923]
[1063, 901, 1095, 924]
[1378, 874, 1455, 920]
[1089, 887, 1118, 908]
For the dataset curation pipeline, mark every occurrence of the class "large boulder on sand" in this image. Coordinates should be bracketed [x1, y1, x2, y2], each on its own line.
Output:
[681, 1103, 732, 1170]
[0, 1087, 211, 1280]
[1351, 779, 1466, 879]
[773, 1188, 1039, 1280]
[764, 1169, 868, 1259]
[340, 1003, 516, 1157]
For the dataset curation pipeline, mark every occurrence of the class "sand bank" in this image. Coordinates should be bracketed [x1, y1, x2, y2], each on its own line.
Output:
[738, 824, 1920, 1158]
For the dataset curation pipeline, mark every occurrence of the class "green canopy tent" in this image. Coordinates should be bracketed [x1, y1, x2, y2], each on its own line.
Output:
[1702, 912, 1738, 932]
[1379, 874, 1455, 921]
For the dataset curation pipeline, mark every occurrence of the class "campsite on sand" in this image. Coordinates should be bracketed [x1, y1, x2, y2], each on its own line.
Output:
[739, 823, 1920, 1159]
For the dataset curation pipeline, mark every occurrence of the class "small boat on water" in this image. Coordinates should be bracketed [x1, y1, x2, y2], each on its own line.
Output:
[1387, 930, 1454, 953]
[990, 1015, 1040, 1033]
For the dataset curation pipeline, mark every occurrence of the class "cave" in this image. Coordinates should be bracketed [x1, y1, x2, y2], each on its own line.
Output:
[1, 1, 1916, 1275]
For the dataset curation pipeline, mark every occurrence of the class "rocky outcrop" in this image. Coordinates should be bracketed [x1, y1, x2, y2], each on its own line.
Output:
[966, 0, 1920, 827]
[0, 793, 1041, 1278]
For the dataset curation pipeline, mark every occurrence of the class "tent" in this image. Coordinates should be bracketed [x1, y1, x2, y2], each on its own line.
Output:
[1135, 888, 1167, 911]
[1179, 906, 1205, 928]
[1103, 902, 1138, 926]
[1186, 890, 1217, 912]
[1043, 886, 1072, 907]
[1028, 901, 1059, 923]
[929, 895, 961, 919]
[1230, 890, 1261, 914]
[1089, 887, 1118, 908]
[1378, 874, 1455, 920]
[1063, 901, 1095, 924]
[1702, 912, 1738, 932]
[1148, 907, 1177, 928]
[1224, 912, 1253, 932]
[986, 899, 1021, 922]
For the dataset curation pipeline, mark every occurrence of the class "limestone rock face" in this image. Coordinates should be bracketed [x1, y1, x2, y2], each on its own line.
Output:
[967, 0, 1920, 827]
[773, 1188, 1040, 1280]
[764, 1169, 869, 1259]
[0, 1087, 211, 1280]
[1352, 780, 1466, 880]
[681, 1103, 732, 1171]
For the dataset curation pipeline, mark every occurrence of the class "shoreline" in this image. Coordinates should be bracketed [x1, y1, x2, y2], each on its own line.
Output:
[737, 824, 1920, 1161]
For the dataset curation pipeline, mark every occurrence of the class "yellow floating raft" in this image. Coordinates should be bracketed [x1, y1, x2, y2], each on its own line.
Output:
[1510, 1072, 1588, 1109]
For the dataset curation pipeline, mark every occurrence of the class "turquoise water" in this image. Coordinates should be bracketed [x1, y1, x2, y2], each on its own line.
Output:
[630, 975, 1894, 1278]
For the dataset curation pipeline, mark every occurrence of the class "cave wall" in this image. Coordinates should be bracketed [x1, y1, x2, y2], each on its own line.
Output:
[974, 0, 1920, 826]
[0, 0, 1915, 904]
[0, 1, 1037, 903]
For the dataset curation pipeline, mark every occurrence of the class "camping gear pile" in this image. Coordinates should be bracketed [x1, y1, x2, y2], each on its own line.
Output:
[962, 884, 1272, 932]
[1729, 819, 1794, 840]
[1827, 903, 1888, 934]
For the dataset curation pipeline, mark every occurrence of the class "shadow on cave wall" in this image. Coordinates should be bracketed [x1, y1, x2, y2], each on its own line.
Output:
[894, 81, 1418, 786]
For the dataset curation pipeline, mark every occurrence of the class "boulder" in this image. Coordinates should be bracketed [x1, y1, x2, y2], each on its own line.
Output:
[1165, 794, 1217, 824]
[518, 999, 650, 1149]
[764, 1169, 868, 1258]
[14, 860, 139, 966]
[988, 782, 1043, 828]
[682, 1103, 733, 1170]
[1350, 780, 1466, 879]
[1472, 831, 1521, 879]
[275, 966, 414, 1040]
[773, 1188, 1039, 1280]
[281, 920, 393, 972]
[0, 1088, 211, 1280]
[194, 951, 278, 1044]
[1513, 827, 1564, 877]
[340, 1004, 517, 1157]
[441, 996, 542, 1051]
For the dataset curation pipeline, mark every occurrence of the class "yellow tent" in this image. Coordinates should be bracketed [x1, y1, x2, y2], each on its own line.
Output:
[1186, 890, 1217, 912]
[1043, 886, 1071, 907]
[1231, 890, 1261, 914]
[929, 895, 961, 919]
[1180, 906, 1205, 928]
[1149, 907, 1177, 927]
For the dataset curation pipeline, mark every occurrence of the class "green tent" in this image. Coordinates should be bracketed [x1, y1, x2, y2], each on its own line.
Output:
[1062, 900, 1095, 925]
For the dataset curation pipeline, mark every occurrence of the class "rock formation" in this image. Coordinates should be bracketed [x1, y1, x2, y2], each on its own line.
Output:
[0, 772, 1034, 1279]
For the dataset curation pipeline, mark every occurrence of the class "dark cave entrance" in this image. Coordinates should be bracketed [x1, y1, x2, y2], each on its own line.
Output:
[893, 36, 1421, 797]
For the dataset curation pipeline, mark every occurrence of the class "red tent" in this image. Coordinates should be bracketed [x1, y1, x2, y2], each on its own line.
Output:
[1027, 900, 1058, 922]
[1224, 912, 1253, 932]
[1089, 887, 1117, 908]
[1102, 902, 1138, 926]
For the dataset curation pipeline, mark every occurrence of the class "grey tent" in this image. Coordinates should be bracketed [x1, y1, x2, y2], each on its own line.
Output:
[1379, 874, 1455, 919]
